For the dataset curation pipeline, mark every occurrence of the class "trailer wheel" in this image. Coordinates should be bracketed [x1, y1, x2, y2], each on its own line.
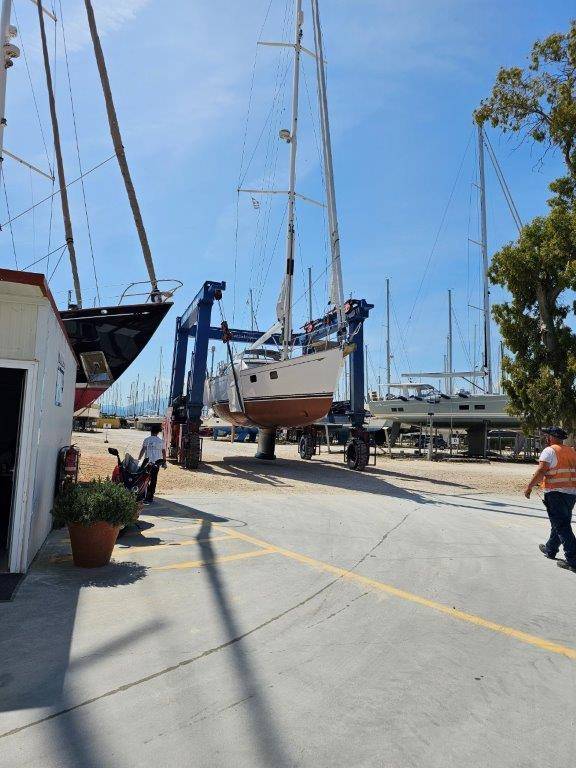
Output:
[346, 438, 368, 471]
[299, 434, 314, 460]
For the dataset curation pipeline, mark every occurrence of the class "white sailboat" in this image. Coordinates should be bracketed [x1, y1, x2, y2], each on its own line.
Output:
[206, 0, 346, 431]
[369, 125, 521, 434]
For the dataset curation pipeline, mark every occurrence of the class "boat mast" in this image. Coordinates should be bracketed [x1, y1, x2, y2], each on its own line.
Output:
[477, 123, 493, 393]
[281, 0, 304, 358]
[0, 0, 13, 160]
[82, 0, 159, 299]
[36, 2, 83, 307]
[386, 277, 391, 395]
[310, 0, 344, 327]
[447, 289, 453, 394]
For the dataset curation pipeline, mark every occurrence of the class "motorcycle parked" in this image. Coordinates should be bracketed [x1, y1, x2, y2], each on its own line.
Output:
[107, 448, 162, 530]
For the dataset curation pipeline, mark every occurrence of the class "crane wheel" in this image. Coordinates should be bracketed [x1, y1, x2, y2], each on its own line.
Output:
[346, 438, 369, 471]
[299, 434, 314, 460]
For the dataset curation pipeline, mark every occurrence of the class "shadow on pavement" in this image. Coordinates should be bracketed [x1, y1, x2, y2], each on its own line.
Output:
[195, 518, 294, 768]
[0, 535, 154, 768]
[219, 454, 444, 501]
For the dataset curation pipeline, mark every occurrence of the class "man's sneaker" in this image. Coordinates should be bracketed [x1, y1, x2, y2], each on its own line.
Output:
[539, 544, 556, 559]
[143, 500, 151, 506]
[557, 559, 576, 573]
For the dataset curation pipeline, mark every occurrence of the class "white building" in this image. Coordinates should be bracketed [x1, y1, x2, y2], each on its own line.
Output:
[0, 269, 76, 573]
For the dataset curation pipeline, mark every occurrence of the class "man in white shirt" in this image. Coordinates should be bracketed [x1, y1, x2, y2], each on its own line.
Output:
[525, 426, 576, 572]
[138, 426, 166, 504]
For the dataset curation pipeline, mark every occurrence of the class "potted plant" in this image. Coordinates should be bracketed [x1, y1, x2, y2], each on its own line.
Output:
[52, 479, 138, 567]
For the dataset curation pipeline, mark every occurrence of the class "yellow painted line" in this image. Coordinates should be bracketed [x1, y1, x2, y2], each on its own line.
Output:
[153, 548, 274, 571]
[138, 522, 202, 534]
[114, 535, 230, 555]
[216, 525, 576, 661]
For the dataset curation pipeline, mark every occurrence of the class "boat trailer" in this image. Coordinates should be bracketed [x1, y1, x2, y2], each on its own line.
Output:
[166, 280, 373, 470]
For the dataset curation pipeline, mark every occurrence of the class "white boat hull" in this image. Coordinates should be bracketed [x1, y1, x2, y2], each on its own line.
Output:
[369, 393, 519, 427]
[206, 347, 344, 428]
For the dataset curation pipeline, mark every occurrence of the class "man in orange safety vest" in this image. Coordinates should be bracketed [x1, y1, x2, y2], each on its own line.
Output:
[525, 426, 576, 572]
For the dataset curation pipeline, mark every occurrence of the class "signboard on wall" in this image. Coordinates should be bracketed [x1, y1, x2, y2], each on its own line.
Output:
[55, 353, 65, 407]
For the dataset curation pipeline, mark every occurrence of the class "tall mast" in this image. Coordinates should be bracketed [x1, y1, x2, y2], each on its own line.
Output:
[281, 0, 303, 358]
[477, 123, 493, 393]
[83, 0, 159, 298]
[386, 277, 391, 395]
[447, 289, 453, 394]
[36, 1, 83, 307]
[311, 0, 344, 327]
[0, 0, 13, 160]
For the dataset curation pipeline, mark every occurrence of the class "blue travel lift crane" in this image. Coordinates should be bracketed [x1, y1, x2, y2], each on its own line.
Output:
[167, 280, 373, 470]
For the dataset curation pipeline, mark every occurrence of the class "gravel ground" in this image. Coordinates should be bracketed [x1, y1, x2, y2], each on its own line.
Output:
[73, 428, 533, 498]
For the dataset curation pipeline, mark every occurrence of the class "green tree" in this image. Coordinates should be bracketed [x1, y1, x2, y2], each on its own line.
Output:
[475, 21, 576, 430]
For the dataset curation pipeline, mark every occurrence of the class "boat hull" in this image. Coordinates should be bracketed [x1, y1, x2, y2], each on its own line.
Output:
[369, 393, 520, 428]
[61, 302, 172, 411]
[207, 347, 344, 429]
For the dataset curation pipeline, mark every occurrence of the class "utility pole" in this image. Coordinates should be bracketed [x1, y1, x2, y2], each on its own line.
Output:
[308, 266, 313, 322]
[478, 123, 493, 393]
[447, 289, 453, 394]
[386, 278, 391, 395]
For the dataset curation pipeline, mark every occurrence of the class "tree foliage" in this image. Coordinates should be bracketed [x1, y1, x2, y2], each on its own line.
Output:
[476, 20, 576, 431]
[475, 20, 576, 179]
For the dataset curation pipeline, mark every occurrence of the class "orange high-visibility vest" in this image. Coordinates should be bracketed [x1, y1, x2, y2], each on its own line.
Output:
[542, 444, 576, 491]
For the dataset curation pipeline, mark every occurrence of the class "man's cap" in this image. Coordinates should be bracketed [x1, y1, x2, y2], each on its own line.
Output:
[542, 426, 568, 440]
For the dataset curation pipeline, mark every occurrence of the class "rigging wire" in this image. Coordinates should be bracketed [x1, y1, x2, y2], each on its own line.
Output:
[1, 164, 19, 268]
[405, 128, 474, 334]
[390, 297, 412, 373]
[12, 1, 53, 176]
[22, 241, 67, 271]
[483, 131, 523, 232]
[234, 0, 290, 323]
[47, 244, 67, 282]
[452, 306, 473, 370]
[302, 63, 329, 311]
[58, 0, 101, 304]
[248, 14, 292, 309]
[1, 152, 117, 230]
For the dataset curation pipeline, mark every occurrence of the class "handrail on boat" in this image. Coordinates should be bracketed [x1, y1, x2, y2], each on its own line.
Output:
[118, 279, 183, 305]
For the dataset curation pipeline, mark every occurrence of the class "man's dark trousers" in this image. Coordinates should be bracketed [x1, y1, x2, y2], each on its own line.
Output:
[543, 491, 576, 565]
[146, 464, 159, 502]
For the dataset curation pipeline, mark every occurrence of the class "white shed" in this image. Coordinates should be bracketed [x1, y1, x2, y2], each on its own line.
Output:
[0, 269, 77, 573]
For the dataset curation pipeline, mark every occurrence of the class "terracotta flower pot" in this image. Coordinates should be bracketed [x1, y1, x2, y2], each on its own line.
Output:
[68, 521, 121, 568]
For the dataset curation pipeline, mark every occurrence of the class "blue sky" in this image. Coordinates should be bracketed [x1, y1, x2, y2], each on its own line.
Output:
[1, 0, 574, 401]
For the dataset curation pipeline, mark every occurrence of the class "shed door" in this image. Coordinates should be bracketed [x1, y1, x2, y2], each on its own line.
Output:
[0, 368, 25, 572]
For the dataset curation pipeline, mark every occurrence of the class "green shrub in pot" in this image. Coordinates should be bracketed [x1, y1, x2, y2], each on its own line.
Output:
[52, 480, 139, 567]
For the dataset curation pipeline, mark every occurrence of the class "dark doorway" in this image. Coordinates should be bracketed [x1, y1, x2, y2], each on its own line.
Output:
[0, 368, 25, 571]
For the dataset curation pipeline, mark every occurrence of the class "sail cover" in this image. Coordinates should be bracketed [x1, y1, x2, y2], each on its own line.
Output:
[276, 276, 287, 323]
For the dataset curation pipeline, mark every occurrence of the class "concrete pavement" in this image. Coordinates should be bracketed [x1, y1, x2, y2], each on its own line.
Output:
[1, 483, 575, 767]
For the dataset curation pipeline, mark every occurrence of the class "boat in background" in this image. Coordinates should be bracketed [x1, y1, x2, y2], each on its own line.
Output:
[62, 301, 172, 410]
[0, 0, 175, 412]
[206, 0, 347, 430]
